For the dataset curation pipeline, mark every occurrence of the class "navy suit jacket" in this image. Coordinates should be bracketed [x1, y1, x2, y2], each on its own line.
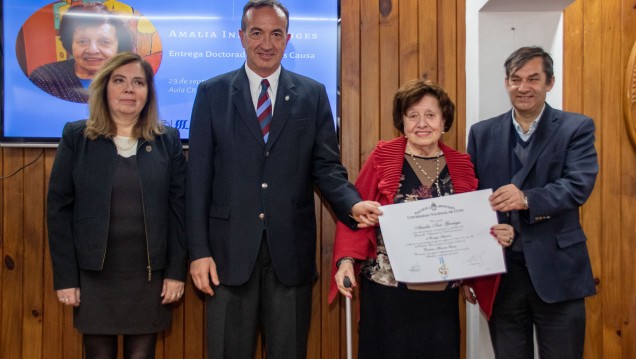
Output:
[186, 66, 361, 286]
[467, 104, 598, 303]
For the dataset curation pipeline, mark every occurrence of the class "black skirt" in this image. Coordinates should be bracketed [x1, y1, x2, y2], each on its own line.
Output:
[357, 276, 460, 359]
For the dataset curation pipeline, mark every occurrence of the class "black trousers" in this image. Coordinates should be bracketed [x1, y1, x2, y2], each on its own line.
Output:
[489, 257, 586, 359]
[205, 235, 313, 359]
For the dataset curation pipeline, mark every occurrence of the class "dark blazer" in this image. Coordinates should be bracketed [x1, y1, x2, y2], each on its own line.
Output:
[47, 120, 187, 290]
[467, 103, 598, 303]
[186, 66, 361, 287]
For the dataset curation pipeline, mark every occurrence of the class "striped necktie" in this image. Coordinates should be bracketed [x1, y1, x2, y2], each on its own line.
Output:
[256, 79, 272, 141]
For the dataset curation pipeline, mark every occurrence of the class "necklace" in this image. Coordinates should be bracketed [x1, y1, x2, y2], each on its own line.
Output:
[112, 136, 138, 152]
[407, 144, 442, 183]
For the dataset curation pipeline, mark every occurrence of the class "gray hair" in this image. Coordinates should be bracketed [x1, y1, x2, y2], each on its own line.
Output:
[504, 46, 554, 84]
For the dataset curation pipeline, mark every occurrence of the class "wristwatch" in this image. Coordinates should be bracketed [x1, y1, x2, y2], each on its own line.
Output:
[522, 195, 529, 210]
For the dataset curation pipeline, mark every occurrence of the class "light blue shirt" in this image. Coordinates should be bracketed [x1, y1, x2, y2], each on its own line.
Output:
[511, 104, 545, 142]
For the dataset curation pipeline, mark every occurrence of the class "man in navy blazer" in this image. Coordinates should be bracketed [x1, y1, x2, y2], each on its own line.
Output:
[186, 1, 380, 358]
[467, 47, 598, 359]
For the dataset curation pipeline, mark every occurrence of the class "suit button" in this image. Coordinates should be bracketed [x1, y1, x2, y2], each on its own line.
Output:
[265, 151, 270, 157]
[258, 213, 265, 220]
[261, 183, 268, 189]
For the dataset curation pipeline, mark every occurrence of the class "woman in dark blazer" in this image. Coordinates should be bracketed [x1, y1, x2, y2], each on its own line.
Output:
[47, 52, 186, 358]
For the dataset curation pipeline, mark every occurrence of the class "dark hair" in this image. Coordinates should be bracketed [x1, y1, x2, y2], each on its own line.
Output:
[393, 80, 455, 133]
[59, 3, 134, 55]
[241, 0, 290, 32]
[504, 46, 554, 84]
[85, 52, 163, 141]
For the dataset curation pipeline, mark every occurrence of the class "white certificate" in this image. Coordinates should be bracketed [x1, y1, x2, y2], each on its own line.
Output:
[378, 189, 506, 283]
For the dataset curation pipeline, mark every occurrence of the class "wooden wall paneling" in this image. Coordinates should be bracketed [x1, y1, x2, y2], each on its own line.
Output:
[42, 149, 66, 359]
[2, 149, 25, 359]
[399, 0, 420, 84]
[620, 0, 636, 356]
[600, 0, 625, 357]
[156, 332, 166, 359]
[619, 128, 636, 358]
[62, 287, 82, 357]
[563, 1, 584, 112]
[578, 1, 605, 355]
[437, 0, 458, 149]
[455, 2, 467, 151]
[184, 281, 205, 358]
[379, 0, 400, 140]
[418, 0, 438, 83]
[0, 146, 3, 353]
[359, 0, 381, 163]
[22, 149, 45, 359]
[0, 147, 3, 353]
[163, 301, 185, 358]
[564, 2, 605, 358]
[341, 0, 362, 177]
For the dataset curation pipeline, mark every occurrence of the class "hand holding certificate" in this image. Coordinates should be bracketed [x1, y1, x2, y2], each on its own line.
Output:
[378, 189, 506, 283]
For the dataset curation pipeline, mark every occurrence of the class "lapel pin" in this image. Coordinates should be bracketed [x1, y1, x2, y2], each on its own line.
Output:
[285, 95, 290, 101]
[146, 145, 152, 152]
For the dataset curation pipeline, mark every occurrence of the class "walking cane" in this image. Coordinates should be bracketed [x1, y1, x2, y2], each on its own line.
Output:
[343, 276, 353, 359]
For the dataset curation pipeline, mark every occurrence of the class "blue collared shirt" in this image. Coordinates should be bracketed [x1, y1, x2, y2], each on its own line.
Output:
[511, 104, 545, 141]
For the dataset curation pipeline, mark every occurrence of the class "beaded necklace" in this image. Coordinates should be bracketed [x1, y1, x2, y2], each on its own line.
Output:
[112, 137, 138, 152]
[406, 144, 443, 197]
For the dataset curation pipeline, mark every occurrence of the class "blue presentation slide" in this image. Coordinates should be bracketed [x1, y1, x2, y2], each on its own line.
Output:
[2, 0, 338, 141]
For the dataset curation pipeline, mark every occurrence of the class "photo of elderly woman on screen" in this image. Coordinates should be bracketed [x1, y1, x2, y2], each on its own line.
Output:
[28, 2, 134, 103]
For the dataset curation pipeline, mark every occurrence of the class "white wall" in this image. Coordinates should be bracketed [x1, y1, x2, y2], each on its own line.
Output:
[464, 1, 573, 358]
[477, 12, 564, 122]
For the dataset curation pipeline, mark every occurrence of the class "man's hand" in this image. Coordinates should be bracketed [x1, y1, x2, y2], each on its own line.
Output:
[490, 184, 527, 212]
[190, 257, 220, 296]
[351, 201, 383, 228]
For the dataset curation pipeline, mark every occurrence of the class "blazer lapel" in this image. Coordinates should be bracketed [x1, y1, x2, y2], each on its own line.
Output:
[511, 104, 559, 188]
[231, 69, 266, 147]
[489, 111, 514, 183]
[265, 68, 295, 149]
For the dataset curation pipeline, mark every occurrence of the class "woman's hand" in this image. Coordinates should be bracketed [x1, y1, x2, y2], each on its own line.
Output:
[57, 288, 81, 307]
[460, 283, 477, 305]
[334, 260, 356, 299]
[491, 223, 515, 247]
[161, 279, 185, 304]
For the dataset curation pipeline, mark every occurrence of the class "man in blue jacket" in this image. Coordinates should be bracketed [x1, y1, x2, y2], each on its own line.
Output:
[467, 46, 598, 359]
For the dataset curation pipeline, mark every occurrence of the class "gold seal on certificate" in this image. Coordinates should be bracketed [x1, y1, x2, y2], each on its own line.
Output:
[378, 189, 506, 283]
